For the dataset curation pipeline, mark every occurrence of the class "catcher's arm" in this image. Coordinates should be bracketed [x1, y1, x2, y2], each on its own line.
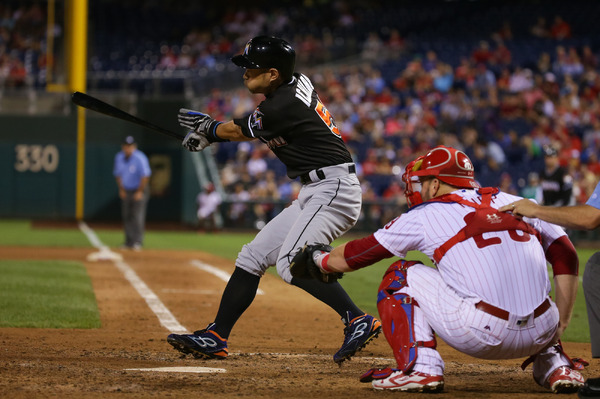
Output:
[289, 244, 343, 283]
[290, 235, 395, 282]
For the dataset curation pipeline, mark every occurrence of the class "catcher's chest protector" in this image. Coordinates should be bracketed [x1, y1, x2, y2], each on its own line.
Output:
[431, 187, 541, 263]
[377, 260, 436, 372]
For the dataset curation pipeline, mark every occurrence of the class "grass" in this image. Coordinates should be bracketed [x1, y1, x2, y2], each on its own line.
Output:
[0, 260, 101, 328]
[0, 219, 594, 342]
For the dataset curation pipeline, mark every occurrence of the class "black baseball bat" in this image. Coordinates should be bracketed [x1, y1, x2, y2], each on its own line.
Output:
[71, 91, 184, 140]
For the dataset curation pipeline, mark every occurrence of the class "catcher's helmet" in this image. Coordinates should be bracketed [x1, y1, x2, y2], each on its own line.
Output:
[403, 146, 479, 207]
[231, 36, 296, 81]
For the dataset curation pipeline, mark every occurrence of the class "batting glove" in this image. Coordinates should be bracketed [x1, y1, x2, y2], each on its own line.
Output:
[182, 131, 211, 152]
[178, 108, 225, 143]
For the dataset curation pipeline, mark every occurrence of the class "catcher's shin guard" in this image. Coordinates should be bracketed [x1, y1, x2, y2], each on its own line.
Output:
[377, 259, 436, 372]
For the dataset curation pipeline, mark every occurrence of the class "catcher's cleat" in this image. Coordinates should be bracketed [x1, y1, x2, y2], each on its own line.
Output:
[167, 323, 228, 359]
[371, 370, 444, 392]
[334, 313, 381, 364]
[547, 366, 585, 393]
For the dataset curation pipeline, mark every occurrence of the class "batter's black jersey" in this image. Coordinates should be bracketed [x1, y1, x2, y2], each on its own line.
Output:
[540, 166, 573, 206]
[233, 73, 352, 179]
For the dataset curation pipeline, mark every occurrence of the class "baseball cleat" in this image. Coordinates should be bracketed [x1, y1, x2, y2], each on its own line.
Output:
[371, 370, 444, 392]
[547, 366, 585, 393]
[167, 323, 228, 359]
[334, 313, 381, 364]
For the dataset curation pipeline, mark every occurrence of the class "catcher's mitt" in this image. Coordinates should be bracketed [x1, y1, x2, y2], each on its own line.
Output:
[289, 243, 343, 284]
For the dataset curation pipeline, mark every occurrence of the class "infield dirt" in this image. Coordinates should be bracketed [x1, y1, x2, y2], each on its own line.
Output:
[0, 246, 597, 398]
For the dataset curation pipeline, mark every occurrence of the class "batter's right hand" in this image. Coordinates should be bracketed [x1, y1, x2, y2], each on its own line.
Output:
[178, 108, 210, 131]
[182, 131, 210, 152]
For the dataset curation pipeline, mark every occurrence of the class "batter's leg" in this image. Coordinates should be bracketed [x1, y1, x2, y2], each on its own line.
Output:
[290, 277, 362, 318]
[208, 201, 303, 337]
[211, 267, 261, 339]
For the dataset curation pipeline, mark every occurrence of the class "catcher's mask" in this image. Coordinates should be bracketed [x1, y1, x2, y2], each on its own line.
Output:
[402, 145, 479, 208]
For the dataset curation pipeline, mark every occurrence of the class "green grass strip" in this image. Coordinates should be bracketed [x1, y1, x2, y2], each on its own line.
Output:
[0, 220, 91, 247]
[0, 260, 101, 328]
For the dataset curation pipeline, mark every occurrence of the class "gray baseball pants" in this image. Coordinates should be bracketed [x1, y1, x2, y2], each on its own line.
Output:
[235, 163, 361, 283]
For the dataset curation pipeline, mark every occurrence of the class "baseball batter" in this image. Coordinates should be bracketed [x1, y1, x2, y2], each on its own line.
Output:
[291, 146, 584, 393]
[167, 36, 381, 363]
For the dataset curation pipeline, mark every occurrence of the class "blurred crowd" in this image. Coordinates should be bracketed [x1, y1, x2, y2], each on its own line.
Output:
[0, 2, 47, 88]
[2, 1, 600, 232]
[203, 17, 600, 229]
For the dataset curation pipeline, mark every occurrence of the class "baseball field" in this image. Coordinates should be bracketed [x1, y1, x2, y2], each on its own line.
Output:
[0, 219, 598, 398]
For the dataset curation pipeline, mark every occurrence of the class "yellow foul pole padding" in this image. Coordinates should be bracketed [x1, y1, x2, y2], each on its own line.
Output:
[68, 0, 88, 220]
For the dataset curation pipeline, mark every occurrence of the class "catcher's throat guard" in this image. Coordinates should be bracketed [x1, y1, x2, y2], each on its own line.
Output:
[403, 146, 480, 208]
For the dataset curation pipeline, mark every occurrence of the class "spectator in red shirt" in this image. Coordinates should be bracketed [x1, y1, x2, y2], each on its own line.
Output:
[550, 16, 572, 40]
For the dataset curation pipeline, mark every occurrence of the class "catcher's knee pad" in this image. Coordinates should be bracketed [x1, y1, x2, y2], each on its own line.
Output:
[377, 260, 435, 373]
[378, 259, 421, 299]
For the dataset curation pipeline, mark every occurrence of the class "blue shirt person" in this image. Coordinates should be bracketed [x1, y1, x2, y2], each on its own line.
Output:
[113, 136, 151, 250]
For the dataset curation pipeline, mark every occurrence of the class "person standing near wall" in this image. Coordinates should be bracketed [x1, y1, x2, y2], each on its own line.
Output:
[113, 135, 151, 251]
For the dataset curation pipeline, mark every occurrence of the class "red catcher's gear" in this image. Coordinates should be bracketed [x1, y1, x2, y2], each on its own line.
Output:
[403, 146, 480, 208]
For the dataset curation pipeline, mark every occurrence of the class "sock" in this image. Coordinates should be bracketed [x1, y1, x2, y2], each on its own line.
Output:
[291, 277, 363, 322]
[211, 267, 260, 339]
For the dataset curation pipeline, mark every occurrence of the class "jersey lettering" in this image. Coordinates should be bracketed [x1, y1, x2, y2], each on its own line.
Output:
[266, 136, 288, 149]
[315, 99, 341, 137]
[295, 75, 313, 107]
[385, 216, 400, 229]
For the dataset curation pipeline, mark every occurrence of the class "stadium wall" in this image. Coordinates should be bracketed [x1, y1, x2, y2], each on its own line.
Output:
[0, 99, 199, 224]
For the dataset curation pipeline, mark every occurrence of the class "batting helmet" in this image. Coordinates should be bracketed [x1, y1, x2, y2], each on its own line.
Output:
[403, 146, 479, 208]
[231, 36, 296, 81]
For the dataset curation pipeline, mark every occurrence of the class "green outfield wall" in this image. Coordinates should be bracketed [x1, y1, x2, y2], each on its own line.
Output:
[0, 100, 199, 224]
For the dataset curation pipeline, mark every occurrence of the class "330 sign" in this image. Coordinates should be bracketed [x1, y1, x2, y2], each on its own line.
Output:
[14, 144, 60, 173]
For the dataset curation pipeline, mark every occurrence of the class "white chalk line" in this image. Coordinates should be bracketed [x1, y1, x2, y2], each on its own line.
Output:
[161, 288, 221, 295]
[78, 221, 187, 334]
[239, 353, 395, 362]
[125, 366, 226, 373]
[190, 259, 265, 295]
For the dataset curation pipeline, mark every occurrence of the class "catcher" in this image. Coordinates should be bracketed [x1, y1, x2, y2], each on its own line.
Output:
[290, 145, 585, 393]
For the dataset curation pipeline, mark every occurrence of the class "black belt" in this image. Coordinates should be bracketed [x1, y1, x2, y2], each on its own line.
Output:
[475, 298, 551, 321]
[300, 164, 356, 185]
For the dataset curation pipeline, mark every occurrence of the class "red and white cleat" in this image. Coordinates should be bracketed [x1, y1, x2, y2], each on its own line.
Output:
[372, 370, 444, 392]
[547, 366, 585, 394]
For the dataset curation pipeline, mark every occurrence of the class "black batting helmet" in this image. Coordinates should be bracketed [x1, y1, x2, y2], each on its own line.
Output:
[231, 36, 296, 81]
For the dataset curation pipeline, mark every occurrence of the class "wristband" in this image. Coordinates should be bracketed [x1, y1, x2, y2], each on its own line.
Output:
[320, 253, 332, 273]
[205, 121, 229, 143]
[314, 251, 332, 273]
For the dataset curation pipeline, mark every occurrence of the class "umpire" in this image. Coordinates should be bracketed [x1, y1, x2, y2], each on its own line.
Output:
[113, 135, 151, 250]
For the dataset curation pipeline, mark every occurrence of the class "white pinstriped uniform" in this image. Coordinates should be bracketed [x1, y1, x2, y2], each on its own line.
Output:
[373, 189, 571, 380]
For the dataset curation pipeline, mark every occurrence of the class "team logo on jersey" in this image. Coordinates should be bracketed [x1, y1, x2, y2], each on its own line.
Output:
[486, 213, 502, 224]
[250, 108, 264, 131]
